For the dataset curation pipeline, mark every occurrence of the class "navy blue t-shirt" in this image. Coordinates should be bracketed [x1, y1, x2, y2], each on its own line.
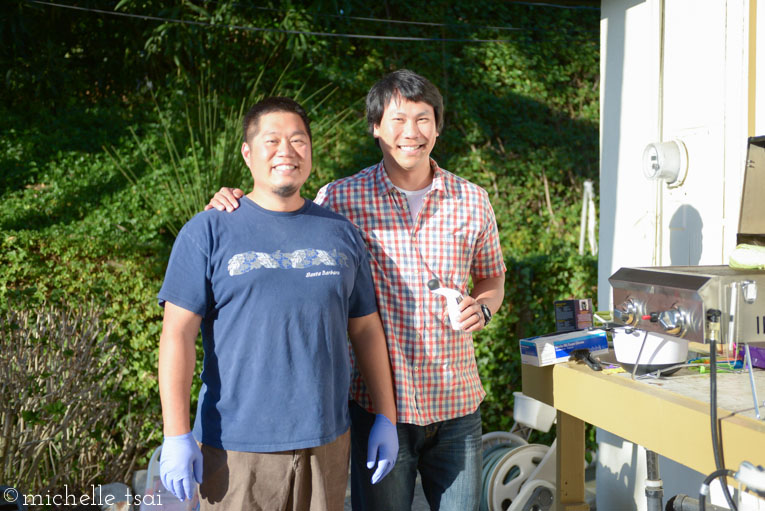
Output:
[158, 197, 377, 452]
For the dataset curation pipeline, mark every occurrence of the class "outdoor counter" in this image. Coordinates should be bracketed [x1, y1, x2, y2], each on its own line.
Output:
[521, 354, 765, 511]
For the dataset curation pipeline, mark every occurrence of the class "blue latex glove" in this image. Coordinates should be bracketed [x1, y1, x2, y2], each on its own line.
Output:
[366, 414, 398, 484]
[160, 432, 203, 501]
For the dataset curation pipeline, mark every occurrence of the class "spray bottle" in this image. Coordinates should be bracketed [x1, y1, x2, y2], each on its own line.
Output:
[427, 279, 464, 331]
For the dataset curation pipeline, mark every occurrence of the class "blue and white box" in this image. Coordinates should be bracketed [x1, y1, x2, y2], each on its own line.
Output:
[520, 329, 608, 367]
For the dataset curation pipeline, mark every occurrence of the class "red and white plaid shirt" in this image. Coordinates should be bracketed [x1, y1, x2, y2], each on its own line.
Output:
[315, 160, 506, 425]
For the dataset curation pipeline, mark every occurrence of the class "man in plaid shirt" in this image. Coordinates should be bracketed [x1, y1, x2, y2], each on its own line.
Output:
[208, 69, 506, 511]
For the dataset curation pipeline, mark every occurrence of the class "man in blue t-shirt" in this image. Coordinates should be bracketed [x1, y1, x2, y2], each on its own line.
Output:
[157, 97, 398, 510]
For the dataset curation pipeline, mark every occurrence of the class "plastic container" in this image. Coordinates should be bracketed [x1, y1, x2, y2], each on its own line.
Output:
[739, 343, 765, 369]
[613, 327, 688, 375]
[512, 391, 557, 433]
[139, 446, 200, 511]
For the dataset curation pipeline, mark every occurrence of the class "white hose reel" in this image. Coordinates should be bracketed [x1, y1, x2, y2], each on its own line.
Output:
[489, 443, 551, 511]
[480, 392, 558, 511]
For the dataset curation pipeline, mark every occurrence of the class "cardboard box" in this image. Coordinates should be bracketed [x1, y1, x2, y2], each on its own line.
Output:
[520, 329, 608, 367]
[554, 299, 594, 332]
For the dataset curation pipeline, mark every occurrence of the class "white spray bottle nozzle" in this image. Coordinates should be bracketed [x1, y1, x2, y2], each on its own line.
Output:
[427, 279, 464, 330]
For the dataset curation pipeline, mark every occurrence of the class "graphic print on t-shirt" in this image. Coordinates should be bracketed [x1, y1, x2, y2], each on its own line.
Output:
[227, 248, 350, 276]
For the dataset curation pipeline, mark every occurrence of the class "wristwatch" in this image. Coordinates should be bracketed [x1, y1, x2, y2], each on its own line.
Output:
[480, 304, 492, 325]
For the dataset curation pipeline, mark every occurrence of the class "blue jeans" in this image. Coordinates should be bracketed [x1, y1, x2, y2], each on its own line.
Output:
[349, 400, 482, 511]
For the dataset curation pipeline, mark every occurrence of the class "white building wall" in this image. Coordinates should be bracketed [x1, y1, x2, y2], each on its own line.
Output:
[598, 0, 662, 306]
[598, 0, 753, 311]
[597, 0, 760, 509]
[758, 0, 765, 134]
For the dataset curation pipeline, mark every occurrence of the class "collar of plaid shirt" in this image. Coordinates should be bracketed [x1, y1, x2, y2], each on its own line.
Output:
[319, 159, 505, 425]
[372, 158, 452, 199]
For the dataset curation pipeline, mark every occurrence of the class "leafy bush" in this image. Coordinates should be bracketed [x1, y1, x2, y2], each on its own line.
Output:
[0, 303, 154, 493]
[108, 72, 358, 236]
[477, 249, 598, 434]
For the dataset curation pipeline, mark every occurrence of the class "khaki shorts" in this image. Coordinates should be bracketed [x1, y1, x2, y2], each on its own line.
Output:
[199, 429, 350, 511]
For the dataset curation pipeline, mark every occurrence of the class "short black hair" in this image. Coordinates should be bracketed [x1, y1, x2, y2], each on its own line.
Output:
[242, 96, 312, 144]
[365, 69, 444, 135]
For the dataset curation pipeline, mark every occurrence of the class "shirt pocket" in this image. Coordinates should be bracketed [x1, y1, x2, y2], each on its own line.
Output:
[423, 229, 477, 285]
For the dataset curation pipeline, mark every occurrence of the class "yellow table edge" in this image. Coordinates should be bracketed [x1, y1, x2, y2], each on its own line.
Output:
[521, 360, 765, 510]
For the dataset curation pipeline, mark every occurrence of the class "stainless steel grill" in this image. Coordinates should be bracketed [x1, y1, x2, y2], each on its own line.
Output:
[610, 265, 765, 345]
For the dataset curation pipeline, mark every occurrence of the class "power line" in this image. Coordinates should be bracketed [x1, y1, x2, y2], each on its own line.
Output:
[195, 0, 527, 33]
[510, 2, 599, 11]
[25, 0, 530, 43]
[199, 0, 598, 34]
[195, 0, 598, 29]
[25, 0, 598, 43]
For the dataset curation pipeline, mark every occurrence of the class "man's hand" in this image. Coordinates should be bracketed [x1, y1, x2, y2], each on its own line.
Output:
[159, 432, 203, 501]
[438, 295, 484, 332]
[367, 414, 398, 484]
[456, 295, 485, 332]
[444, 274, 504, 333]
[204, 187, 245, 212]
